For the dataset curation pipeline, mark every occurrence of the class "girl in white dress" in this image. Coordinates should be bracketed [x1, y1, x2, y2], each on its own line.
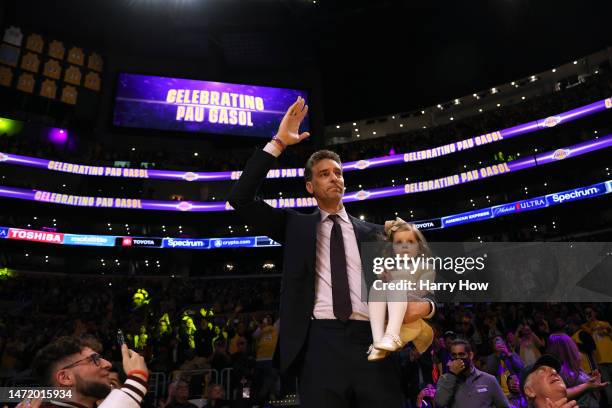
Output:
[368, 218, 435, 361]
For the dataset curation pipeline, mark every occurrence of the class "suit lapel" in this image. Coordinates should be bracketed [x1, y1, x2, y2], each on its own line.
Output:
[349, 214, 383, 290]
[349, 214, 368, 254]
[304, 208, 320, 278]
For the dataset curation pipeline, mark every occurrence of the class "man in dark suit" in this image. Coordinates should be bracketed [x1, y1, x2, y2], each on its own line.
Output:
[228, 97, 435, 408]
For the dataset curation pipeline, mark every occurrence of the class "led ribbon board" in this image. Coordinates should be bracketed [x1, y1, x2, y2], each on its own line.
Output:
[1, 181, 610, 248]
[1, 228, 280, 249]
[2, 97, 610, 181]
[0, 135, 610, 211]
[112, 73, 309, 138]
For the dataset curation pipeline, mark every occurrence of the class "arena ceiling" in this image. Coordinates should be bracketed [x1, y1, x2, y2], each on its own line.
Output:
[5, 0, 612, 123]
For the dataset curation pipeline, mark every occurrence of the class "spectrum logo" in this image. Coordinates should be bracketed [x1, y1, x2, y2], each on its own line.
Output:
[548, 186, 602, 204]
[164, 238, 207, 248]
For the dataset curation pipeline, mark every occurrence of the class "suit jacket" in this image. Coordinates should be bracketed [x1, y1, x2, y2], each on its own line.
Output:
[228, 149, 384, 373]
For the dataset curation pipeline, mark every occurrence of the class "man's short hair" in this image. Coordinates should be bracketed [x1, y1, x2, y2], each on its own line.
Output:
[449, 338, 472, 353]
[80, 334, 103, 353]
[31, 336, 84, 386]
[304, 150, 342, 182]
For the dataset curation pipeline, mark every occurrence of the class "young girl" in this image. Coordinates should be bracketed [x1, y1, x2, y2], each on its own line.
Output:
[368, 217, 435, 361]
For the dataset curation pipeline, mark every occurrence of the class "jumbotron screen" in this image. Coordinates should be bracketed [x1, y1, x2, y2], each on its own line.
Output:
[112, 73, 309, 138]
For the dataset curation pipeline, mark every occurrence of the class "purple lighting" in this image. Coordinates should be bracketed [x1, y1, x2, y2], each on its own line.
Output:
[0, 135, 609, 212]
[48, 128, 68, 144]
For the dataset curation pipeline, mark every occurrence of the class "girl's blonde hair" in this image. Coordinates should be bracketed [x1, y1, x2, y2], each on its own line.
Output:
[383, 217, 432, 257]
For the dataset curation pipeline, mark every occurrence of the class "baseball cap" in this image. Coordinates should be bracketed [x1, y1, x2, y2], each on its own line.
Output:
[443, 330, 456, 338]
[520, 355, 562, 395]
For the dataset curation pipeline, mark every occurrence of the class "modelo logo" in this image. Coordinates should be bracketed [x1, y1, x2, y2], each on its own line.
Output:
[182, 172, 198, 182]
[542, 116, 562, 127]
[552, 149, 571, 160]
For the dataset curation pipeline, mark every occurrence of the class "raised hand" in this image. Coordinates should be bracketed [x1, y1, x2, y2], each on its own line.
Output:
[586, 370, 610, 390]
[275, 97, 310, 147]
[121, 343, 148, 381]
[448, 358, 465, 375]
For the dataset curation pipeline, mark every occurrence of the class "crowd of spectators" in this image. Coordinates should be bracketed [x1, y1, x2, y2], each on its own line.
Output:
[1, 270, 611, 407]
[1, 49, 611, 408]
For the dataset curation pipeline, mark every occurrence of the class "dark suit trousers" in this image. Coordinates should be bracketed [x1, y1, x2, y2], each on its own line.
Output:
[298, 319, 405, 408]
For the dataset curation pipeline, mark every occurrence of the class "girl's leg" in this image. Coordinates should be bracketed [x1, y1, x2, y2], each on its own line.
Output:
[386, 300, 408, 337]
[368, 291, 387, 344]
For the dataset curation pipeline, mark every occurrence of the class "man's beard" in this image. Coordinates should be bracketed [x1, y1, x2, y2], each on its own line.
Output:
[75, 374, 112, 400]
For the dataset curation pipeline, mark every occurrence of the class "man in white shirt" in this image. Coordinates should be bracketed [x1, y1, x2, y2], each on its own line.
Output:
[229, 97, 435, 407]
[24, 336, 148, 408]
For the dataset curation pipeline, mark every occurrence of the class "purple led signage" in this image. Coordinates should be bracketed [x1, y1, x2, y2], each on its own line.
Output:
[2, 97, 610, 181]
[0, 135, 610, 211]
[112, 73, 309, 138]
[2, 180, 610, 249]
[0, 153, 302, 182]
[343, 97, 612, 171]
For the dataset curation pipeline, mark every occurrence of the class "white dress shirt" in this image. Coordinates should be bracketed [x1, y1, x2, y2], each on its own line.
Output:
[313, 207, 369, 321]
[262, 143, 435, 320]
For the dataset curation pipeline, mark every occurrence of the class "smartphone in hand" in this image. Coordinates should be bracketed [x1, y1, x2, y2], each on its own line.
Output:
[117, 329, 126, 346]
